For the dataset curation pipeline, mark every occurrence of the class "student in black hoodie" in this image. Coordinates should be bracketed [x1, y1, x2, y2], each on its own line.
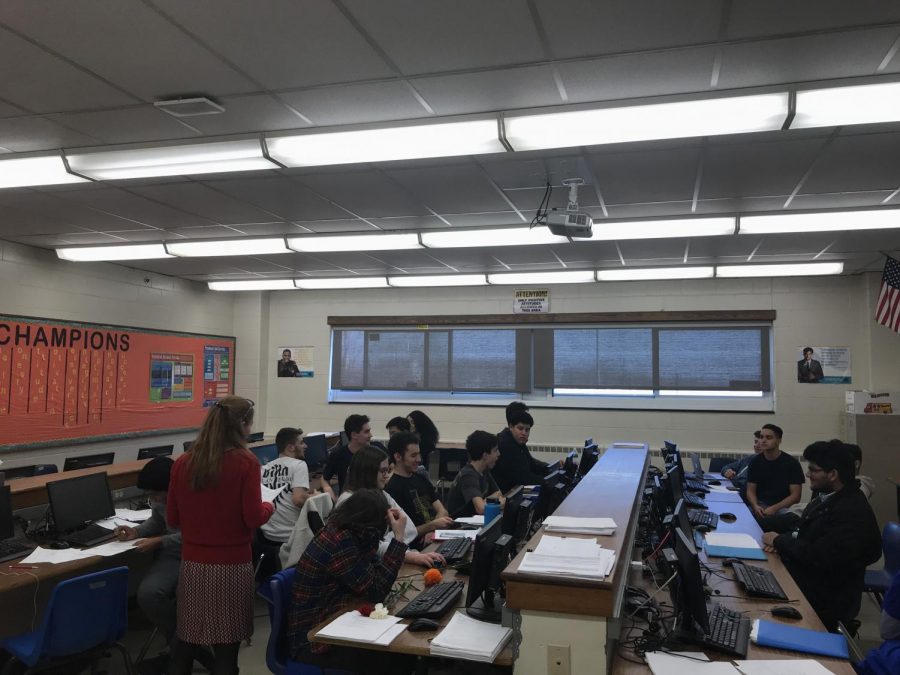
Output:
[493, 404, 552, 493]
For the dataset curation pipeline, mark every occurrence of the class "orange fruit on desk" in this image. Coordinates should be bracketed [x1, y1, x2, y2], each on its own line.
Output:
[423, 568, 443, 586]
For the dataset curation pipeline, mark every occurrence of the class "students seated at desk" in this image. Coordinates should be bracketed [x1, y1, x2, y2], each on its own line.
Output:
[761, 440, 882, 633]
[167, 396, 275, 675]
[337, 445, 443, 568]
[323, 414, 371, 494]
[446, 430, 504, 517]
[406, 409, 439, 469]
[721, 429, 762, 493]
[855, 570, 900, 675]
[493, 404, 551, 492]
[384, 431, 453, 544]
[287, 489, 415, 674]
[746, 424, 804, 528]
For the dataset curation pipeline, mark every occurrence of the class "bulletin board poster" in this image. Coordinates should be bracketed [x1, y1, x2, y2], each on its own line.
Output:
[0, 315, 235, 449]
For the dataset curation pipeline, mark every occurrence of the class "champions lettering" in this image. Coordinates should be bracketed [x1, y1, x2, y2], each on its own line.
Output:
[0, 323, 130, 351]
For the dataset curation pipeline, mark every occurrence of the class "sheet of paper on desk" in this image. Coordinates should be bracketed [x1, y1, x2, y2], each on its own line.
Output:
[115, 508, 152, 522]
[533, 535, 605, 558]
[542, 515, 616, 535]
[261, 485, 281, 503]
[734, 661, 839, 675]
[82, 539, 141, 557]
[19, 547, 96, 565]
[96, 516, 139, 530]
[704, 532, 761, 549]
[434, 529, 478, 541]
[647, 651, 738, 675]
[518, 551, 616, 579]
[430, 611, 512, 663]
[316, 611, 403, 644]
[454, 516, 484, 526]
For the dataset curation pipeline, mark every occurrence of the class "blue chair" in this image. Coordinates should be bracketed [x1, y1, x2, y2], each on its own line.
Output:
[864, 521, 900, 606]
[257, 567, 350, 675]
[0, 566, 133, 675]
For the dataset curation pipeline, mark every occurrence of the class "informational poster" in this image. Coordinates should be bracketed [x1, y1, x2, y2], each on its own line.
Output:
[796, 345, 851, 384]
[0, 315, 235, 448]
[276, 346, 314, 378]
[514, 289, 550, 313]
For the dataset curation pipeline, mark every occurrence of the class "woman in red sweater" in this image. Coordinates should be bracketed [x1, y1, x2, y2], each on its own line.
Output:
[167, 395, 274, 675]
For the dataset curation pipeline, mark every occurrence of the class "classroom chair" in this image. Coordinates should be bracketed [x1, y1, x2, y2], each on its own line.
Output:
[0, 566, 134, 675]
[864, 521, 900, 607]
[436, 447, 469, 500]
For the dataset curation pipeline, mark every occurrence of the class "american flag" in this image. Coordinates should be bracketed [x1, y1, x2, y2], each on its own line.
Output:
[875, 255, 900, 333]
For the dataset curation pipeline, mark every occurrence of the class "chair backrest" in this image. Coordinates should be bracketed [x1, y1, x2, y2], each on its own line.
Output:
[41, 567, 128, 660]
[265, 567, 295, 674]
[437, 447, 469, 482]
[707, 457, 733, 474]
[308, 511, 325, 535]
[883, 521, 900, 575]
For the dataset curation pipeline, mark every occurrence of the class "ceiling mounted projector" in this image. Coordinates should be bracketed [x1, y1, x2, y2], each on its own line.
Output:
[544, 178, 593, 238]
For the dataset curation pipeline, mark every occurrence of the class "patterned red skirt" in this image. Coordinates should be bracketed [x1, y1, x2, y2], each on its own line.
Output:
[176, 560, 254, 645]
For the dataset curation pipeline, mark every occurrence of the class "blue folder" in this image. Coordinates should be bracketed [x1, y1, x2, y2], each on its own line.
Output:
[705, 544, 767, 560]
[753, 619, 849, 659]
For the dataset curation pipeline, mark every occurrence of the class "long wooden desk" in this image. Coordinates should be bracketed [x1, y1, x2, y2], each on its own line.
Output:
[8, 459, 150, 510]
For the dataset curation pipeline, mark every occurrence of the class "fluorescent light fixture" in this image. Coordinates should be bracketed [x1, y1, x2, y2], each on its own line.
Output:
[504, 93, 788, 151]
[487, 270, 596, 285]
[554, 388, 654, 396]
[588, 217, 735, 241]
[56, 244, 173, 261]
[66, 139, 277, 180]
[740, 210, 900, 235]
[659, 390, 764, 398]
[596, 266, 715, 281]
[208, 279, 297, 291]
[388, 274, 487, 287]
[167, 238, 288, 257]
[421, 227, 570, 249]
[715, 262, 844, 278]
[294, 277, 389, 290]
[0, 155, 87, 189]
[794, 82, 900, 128]
[287, 233, 421, 253]
[267, 119, 505, 167]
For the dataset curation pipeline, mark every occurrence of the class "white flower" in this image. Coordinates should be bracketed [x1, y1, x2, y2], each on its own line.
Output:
[370, 603, 389, 619]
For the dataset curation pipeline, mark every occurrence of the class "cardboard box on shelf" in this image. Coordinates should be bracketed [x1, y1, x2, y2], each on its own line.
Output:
[845, 390, 897, 414]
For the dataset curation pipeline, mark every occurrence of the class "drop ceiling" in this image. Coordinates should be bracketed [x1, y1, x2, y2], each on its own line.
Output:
[2, 0, 900, 283]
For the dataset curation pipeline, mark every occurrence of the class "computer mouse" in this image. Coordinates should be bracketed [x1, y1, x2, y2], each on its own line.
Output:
[694, 524, 711, 533]
[407, 618, 441, 632]
[707, 480, 722, 486]
[719, 512, 737, 523]
[722, 558, 740, 568]
[771, 606, 802, 620]
[726, 486, 741, 492]
[48, 540, 70, 549]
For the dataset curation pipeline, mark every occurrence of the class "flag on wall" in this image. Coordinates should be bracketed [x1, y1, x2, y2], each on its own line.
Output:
[875, 255, 900, 333]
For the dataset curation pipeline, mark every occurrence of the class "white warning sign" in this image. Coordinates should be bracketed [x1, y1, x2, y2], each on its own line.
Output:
[514, 289, 549, 314]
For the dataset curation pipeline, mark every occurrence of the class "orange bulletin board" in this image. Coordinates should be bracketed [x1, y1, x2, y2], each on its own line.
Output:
[0, 315, 235, 450]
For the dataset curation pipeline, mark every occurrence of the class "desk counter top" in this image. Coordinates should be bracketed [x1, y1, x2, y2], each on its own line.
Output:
[8, 459, 150, 510]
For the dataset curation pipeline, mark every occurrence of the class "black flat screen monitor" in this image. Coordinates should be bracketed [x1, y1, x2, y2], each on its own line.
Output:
[465, 515, 512, 623]
[250, 443, 278, 465]
[666, 464, 684, 506]
[562, 450, 578, 480]
[663, 440, 678, 459]
[246, 431, 264, 443]
[182, 440, 194, 453]
[671, 526, 710, 635]
[577, 445, 599, 478]
[63, 452, 115, 472]
[501, 486, 523, 538]
[303, 434, 329, 472]
[1, 465, 37, 480]
[47, 472, 115, 533]
[671, 499, 693, 540]
[137, 444, 174, 460]
[0, 486, 14, 540]
[533, 470, 566, 522]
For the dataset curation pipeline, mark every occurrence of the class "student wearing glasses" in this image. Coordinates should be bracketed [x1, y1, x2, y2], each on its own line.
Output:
[335, 445, 444, 568]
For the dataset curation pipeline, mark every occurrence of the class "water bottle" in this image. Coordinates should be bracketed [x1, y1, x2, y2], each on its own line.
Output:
[484, 497, 501, 525]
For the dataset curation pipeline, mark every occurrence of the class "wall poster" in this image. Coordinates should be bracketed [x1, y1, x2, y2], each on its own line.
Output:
[276, 346, 314, 378]
[796, 345, 851, 384]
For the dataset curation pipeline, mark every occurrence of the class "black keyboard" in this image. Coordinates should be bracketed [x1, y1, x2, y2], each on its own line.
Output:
[396, 581, 465, 620]
[688, 510, 719, 528]
[682, 492, 708, 509]
[435, 537, 472, 564]
[61, 523, 115, 548]
[0, 538, 35, 563]
[684, 478, 710, 493]
[732, 561, 788, 600]
[686, 603, 751, 657]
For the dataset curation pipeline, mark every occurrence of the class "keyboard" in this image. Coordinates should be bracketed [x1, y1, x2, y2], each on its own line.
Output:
[435, 537, 472, 564]
[686, 603, 751, 657]
[688, 510, 719, 528]
[0, 538, 35, 563]
[60, 523, 116, 548]
[396, 580, 465, 620]
[684, 478, 710, 493]
[682, 492, 708, 509]
[732, 561, 788, 600]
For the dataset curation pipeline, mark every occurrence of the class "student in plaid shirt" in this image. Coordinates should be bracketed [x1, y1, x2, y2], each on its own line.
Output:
[287, 488, 414, 674]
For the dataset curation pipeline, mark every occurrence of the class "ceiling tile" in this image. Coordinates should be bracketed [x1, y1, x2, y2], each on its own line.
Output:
[367, 216, 446, 231]
[292, 219, 376, 233]
[588, 147, 702, 205]
[754, 232, 829, 255]
[54, 187, 214, 229]
[296, 171, 430, 218]
[0, 191, 145, 231]
[604, 202, 695, 219]
[0, 26, 135, 112]
[14, 231, 123, 246]
[0, 0, 255, 101]
[279, 81, 429, 127]
[203, 175, 350, 220]
[686, 235, 758, 259]
[0, 116, 100, 152]
[492, 246, 564, 266]
[726, 1, 900, 39]
[151, 0, 395, 88]
[441, 212, 526, 228]
[618, 238, 690, 262]
[788, 192, 893, 210]
[556, 240, 622, 264]
[54, 107, 199, 145]
[413, 66, 563, 115]
[386, 164, 511, 213]
[129, 182, 285, 224]
[827, 228, 900, 254]
[185, 94, 309, 135]
[801, 132, 900, 194]
[343, 0, 545, 74]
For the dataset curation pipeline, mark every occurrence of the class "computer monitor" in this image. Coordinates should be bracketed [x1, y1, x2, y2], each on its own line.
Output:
[501, 486, 523, 538]
[689, 452, 705, 478]
[303, 434, 329, 473]
[1, 465, 38, 480]
[182, 440, 194, 453]
[47, 472, 115, 534]
[137, 444, 174, 460]
[0, 486, 15, 540]
[465, 515, 513, 623]
[250, 443, 278, 465]
[533, 470, 567, 523]
[584, 437, 593, 447]
[577, 445, 599, 478]
[665, 464, 684, 506]
[246, 431, 264, 443]
[63, 452, 115, 472]
[670, 499, 693, 540]
[670, 527, 711, 636]
[562, 450, 578, 481]
[662, 440, 678, 463]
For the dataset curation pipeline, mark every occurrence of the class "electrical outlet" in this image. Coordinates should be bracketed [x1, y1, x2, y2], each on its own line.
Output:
[547, 644, 571, 675]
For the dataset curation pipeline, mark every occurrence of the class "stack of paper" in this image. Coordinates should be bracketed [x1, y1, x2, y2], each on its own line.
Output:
[734, 661, 840, 675]
[454, 515, 484, 526]
[434, 529, 478, 541]
[316, 611, 405, 646]
[114, 508, 152, 522]
[430, 611, 512, 663]
[704, 532, 766, 560]
[542, 516, 616, 535]
[517, 535, 616, 579]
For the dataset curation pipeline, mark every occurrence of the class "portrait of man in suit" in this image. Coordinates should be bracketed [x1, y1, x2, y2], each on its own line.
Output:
[797, 346, 825, 383]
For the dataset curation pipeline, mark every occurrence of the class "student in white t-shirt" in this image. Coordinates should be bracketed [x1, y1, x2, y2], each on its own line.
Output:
[259, 428, 311, 544]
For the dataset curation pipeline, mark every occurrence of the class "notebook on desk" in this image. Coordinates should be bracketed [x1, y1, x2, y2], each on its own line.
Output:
[750, 619, 849, 659]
